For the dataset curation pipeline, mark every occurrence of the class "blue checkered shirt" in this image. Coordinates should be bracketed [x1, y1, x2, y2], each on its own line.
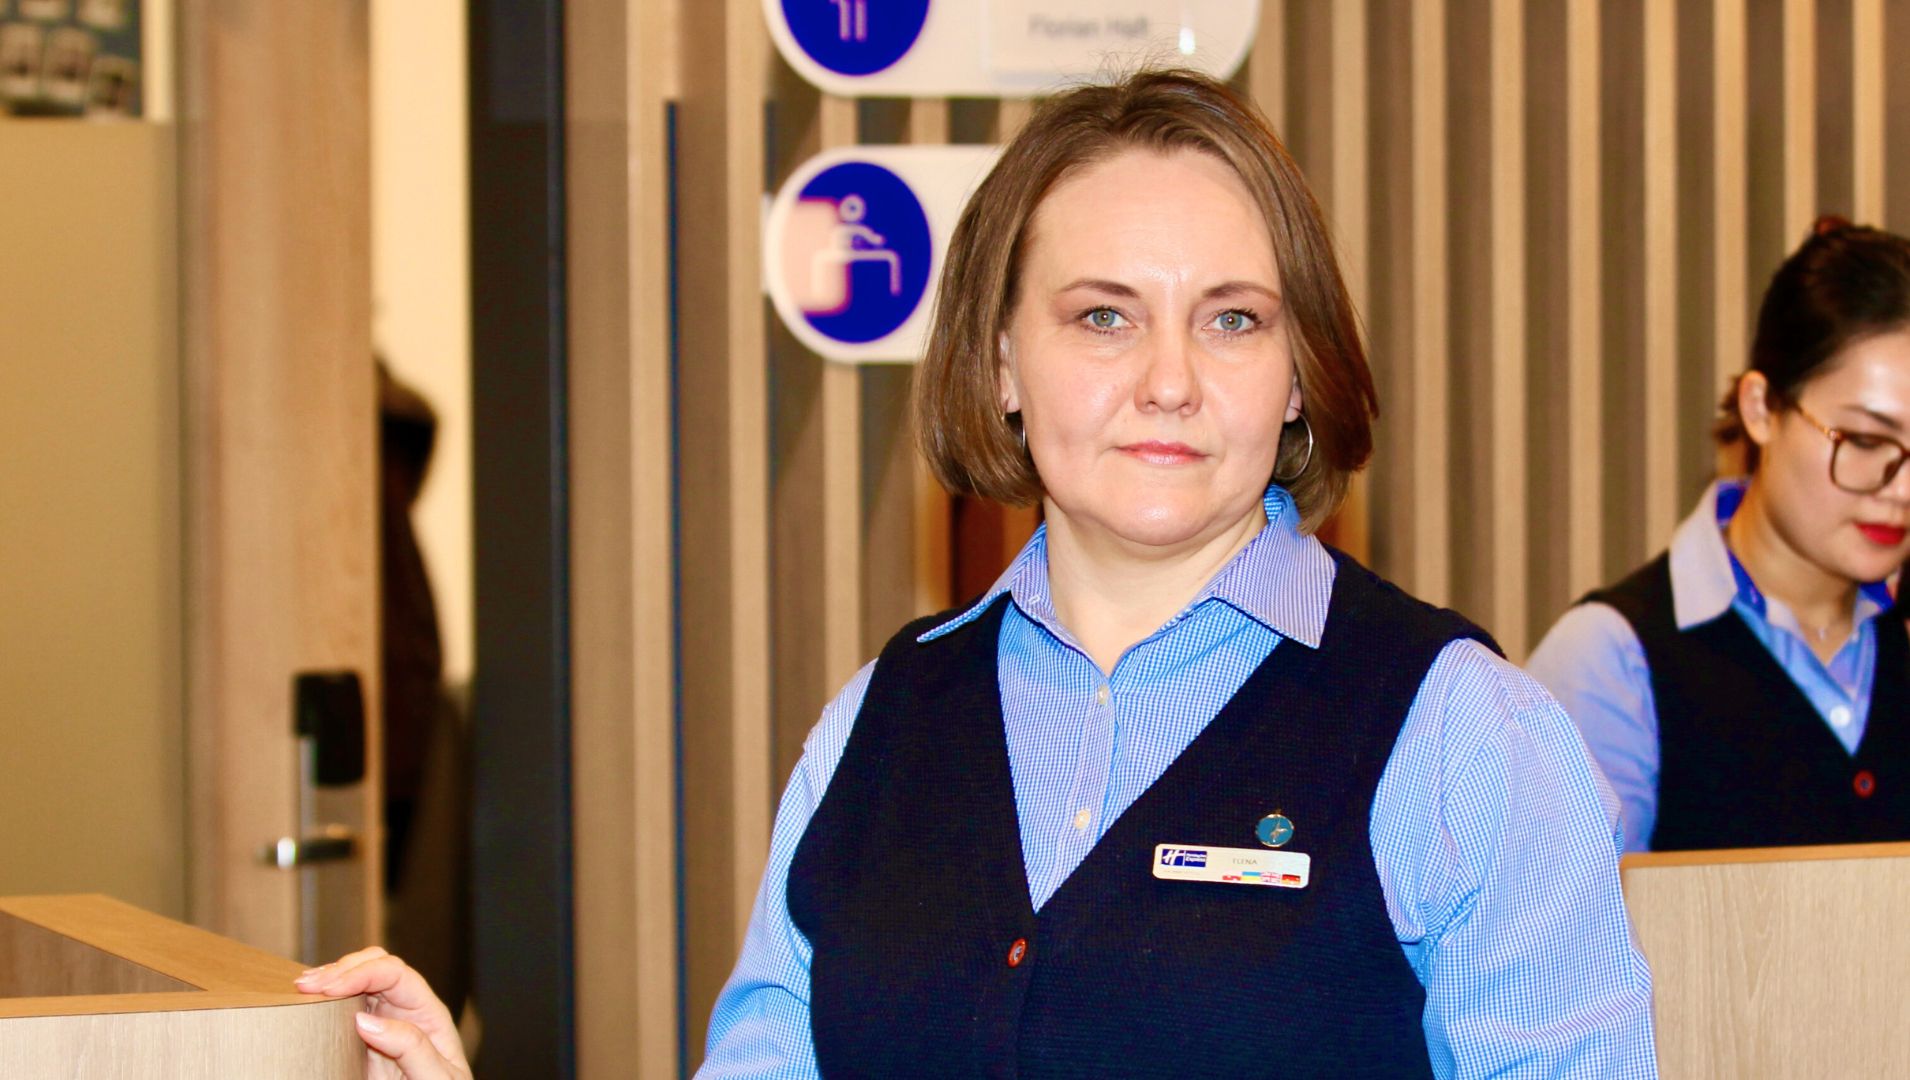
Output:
[701, 486, 1657, 1078]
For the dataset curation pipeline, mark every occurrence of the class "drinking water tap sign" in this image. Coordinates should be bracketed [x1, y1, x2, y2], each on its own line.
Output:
[766, 0, 1261, 98]
[765, 145, 1000, 363]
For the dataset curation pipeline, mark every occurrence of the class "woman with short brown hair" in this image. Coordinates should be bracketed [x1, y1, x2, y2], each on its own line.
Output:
[306, 69, 1655, 1079]
[915, 69, 1373, 532]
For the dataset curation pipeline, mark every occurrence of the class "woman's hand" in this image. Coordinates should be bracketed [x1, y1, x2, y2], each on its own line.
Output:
[296, 946, 472, 1079]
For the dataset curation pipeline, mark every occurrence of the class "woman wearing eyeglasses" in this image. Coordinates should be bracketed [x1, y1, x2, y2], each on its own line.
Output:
[1528, 217, 1910, 854]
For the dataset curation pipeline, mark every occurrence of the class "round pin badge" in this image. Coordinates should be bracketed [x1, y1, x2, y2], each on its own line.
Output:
[1255, 813, 1294, 848]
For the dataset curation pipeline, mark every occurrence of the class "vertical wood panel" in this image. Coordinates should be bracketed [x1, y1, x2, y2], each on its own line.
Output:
[1525, 0, 1582, 630]
[1598, 1, 1646, 582]
[177, 0, 378, 962]
[566, 0, 677, 1073]
[1643, 0, 1680, 550]
[1674, 0, 1720, 507]
[1852, 0, 1885, 222]
[1567, 0, 1604, 597]
[1785, 0, 1818, 237]
[1447, 0, 1492, 628]
[1411, 0, 1450, 605]
[818, 97, 864, 695]
[994, 99, 1040, 567]
[766, 64, 828, 791]
[860, 359, 934, 641]
[1328, 1, 1371, 566]
[1747, 0, 1787, 305]
[1888, 0, 1910, 231]
[1816, 0, 1856, 216]
[1366, 0, 1416, 588]
[1716, 0, 1749, 436]
[720, 1, 773, 963]
[908, 99, 955, 619]
[674, 0, 771, 1062]
[1248, 0, 1286, 135]
[1488, 0, 1526, 653]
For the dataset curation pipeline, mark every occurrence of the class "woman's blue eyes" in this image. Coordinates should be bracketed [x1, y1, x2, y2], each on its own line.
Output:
[1077, 308, 1260, 333]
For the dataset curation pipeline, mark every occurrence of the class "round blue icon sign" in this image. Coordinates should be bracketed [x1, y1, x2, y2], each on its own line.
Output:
[796, 161, 932, 345]
[782, 0, 932, 77]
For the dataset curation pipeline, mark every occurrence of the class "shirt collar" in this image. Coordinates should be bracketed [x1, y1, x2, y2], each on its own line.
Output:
[1669, 478, 1892, 629]
[917, 485, 1336, 649]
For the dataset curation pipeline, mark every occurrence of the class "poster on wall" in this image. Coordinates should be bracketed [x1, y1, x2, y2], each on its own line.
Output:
[764, 145, 1001, 363]
[765, 0, 1259, 97]
[1, 0, 140, 117]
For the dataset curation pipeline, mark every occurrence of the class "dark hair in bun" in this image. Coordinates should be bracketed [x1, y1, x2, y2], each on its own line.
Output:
[1716, 216, 1910, 470]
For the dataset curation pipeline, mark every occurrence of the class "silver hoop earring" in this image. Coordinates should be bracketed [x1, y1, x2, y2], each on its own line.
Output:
[1007, 412, 1027, 456]
[1272, 414, 1314, 483]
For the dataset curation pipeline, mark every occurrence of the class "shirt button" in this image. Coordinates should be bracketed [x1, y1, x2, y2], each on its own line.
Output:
[1006, 938, 1029, 967]
[1830, 706, 1853, 728]
[1094, 685, 1109, 706]
[1855, 770, 1877, 798]
[1073, 807, 1092, 830]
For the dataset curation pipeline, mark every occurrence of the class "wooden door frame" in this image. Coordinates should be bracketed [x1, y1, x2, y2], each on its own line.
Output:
[176, 0, 380, 960]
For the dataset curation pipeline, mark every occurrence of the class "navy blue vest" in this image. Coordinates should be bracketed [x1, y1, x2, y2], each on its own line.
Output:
[787, 552, 1493, 1078]
[1585, 554, 1910, 851]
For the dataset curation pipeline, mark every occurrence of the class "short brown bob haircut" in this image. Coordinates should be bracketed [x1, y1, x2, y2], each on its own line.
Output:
[913, 68, 1377, 534]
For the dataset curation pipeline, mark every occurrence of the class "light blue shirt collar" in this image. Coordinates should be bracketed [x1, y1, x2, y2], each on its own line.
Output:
[918, 485, 1336, 649]
[1668, 478, 1890, 630]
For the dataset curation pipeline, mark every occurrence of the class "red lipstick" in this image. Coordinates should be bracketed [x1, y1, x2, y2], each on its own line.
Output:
[1857, 523, 1908, 547]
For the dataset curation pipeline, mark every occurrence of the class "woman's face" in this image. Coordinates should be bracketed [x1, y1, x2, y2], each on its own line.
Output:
[998, 147, 1301, 556]
[1748, 327, 1910, 584]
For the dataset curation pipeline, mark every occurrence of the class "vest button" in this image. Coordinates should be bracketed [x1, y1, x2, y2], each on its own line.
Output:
[1006, 937, 1028, 968]
[1854, 770, 1877, 798]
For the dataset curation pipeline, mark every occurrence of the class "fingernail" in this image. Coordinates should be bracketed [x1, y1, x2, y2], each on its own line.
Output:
[299, 967, 324, 977]
[356, 1012, 385, 1034]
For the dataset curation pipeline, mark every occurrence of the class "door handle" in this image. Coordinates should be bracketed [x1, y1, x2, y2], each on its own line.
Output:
[262, 825, 358, 869]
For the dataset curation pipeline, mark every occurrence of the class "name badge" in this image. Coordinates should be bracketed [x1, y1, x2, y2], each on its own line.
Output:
[1152, 843, 1311, 889]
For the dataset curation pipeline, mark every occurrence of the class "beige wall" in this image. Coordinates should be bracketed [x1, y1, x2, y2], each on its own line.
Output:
[0, 121, 184, 919]
[372, 0, 473, 686]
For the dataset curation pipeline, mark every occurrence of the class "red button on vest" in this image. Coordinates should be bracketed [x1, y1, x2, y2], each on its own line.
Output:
[1855, 770, 1877, 798]
[1006, 938, 1028, 967]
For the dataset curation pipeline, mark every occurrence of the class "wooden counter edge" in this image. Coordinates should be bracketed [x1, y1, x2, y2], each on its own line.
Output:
[0, 894, 319, 994]
[1621, 840, 1910, 872]
[0, 990, 362, 1021]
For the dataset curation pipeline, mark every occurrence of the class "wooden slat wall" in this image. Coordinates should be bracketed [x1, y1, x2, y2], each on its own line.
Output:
[565, 0, 678, 1074]
[565, 3, 1910, 1073]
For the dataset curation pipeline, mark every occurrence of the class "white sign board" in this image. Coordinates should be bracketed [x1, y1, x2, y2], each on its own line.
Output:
[764, 0, 1259, 98]
[764, 145, 1001, 364]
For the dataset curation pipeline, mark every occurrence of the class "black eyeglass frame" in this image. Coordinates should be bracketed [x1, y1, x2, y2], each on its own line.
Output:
[1790, 402, 1910, 494]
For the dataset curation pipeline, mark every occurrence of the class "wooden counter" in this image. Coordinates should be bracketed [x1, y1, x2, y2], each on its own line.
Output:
[0, 895, 362, 1077]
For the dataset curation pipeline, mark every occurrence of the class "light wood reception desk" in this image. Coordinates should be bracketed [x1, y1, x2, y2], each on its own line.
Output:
[1622, 842, 1910, 1078]
[0, 895, 362, 1077]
